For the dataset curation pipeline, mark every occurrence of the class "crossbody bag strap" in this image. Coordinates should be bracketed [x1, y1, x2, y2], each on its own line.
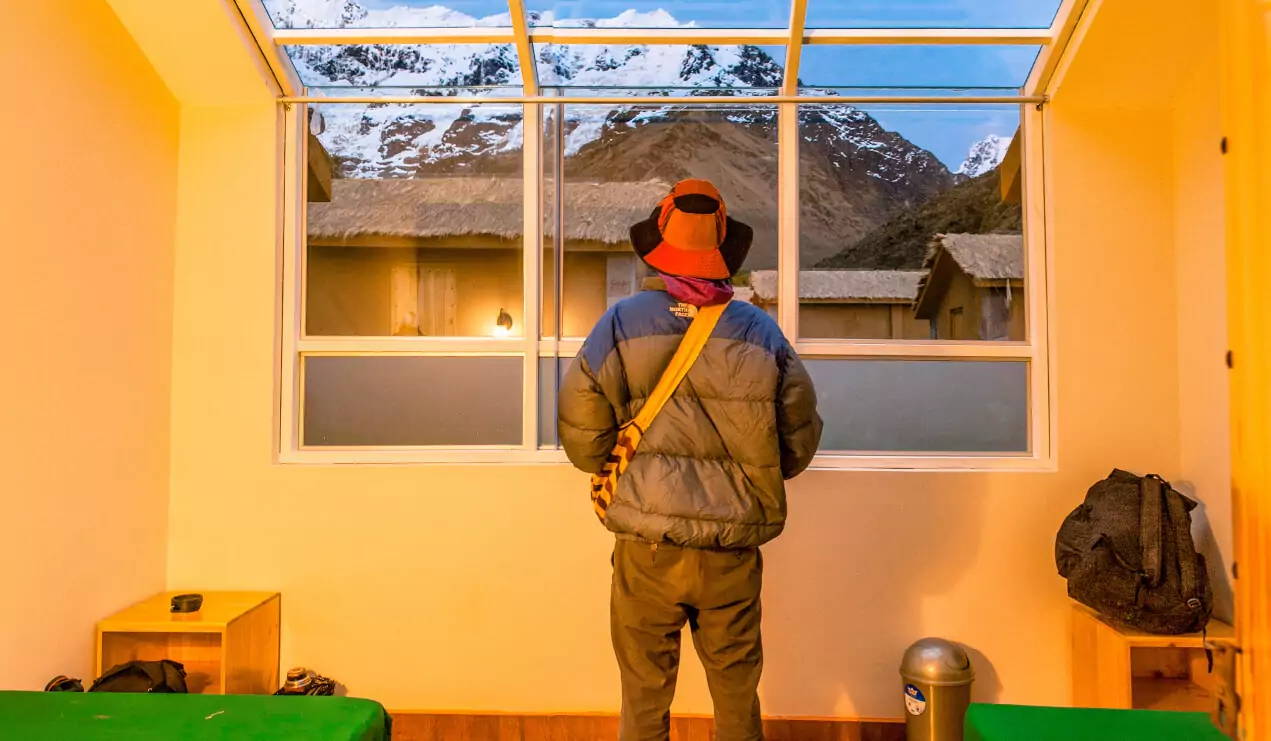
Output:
[631, 302, 727, 433]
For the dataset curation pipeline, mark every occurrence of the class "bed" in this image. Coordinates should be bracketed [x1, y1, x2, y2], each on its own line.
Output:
[0, 692, 390, 741]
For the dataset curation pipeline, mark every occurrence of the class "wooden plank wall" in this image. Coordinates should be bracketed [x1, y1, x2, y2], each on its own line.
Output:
[391, 714, 905, 741]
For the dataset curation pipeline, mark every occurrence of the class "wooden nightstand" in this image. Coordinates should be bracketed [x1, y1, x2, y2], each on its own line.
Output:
[95, 591, 280, 695]
[1071, 601, 1234, 712]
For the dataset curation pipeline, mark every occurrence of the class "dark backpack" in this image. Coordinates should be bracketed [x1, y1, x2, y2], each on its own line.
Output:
[1056, 469, 1214, 634]
[89, 660, 188, 693]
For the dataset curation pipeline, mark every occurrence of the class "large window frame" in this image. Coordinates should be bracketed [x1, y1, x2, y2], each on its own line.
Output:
[239, 0, 1088, 470]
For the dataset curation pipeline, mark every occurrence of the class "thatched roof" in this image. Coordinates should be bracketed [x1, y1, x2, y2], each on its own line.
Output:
[913, 233, 1024, 319]
[307, 177, 670, 246]
[925, 233, 1024, 283]
[749, 270, 926, 304]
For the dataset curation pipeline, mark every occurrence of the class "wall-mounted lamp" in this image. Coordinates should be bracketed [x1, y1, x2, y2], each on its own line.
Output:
[494, 308, 513, 337]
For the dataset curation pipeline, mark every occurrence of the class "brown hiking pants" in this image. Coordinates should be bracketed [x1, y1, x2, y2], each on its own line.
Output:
[611, 540, 764, 741]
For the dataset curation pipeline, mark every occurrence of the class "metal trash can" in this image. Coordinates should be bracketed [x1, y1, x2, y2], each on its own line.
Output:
[900, 638, 975, 741]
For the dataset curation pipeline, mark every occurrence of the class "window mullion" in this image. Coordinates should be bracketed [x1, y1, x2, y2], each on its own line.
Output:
[777, 103, 800, 342]
[280, 103, 306, 457]
[522, 104, 543, 450]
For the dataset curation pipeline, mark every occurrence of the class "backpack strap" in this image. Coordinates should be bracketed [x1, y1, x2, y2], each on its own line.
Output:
[1140, 474, 1165, 588]
[1165, 485, 1204, 610]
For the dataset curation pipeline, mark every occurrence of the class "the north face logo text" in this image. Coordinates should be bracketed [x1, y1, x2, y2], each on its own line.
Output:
[670, 302, 699, 319]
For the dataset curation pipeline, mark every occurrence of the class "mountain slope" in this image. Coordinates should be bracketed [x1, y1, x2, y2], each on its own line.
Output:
[816, 168, 1022, 270]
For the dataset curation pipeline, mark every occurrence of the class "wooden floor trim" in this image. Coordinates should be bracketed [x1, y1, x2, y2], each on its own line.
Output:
[390, 712, 906, 741]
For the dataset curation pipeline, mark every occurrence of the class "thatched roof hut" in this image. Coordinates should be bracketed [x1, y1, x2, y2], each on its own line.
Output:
[925, 233, 1025, 283]
[307, 177, 670, 250]
[914, 233, 1025, 318]
[748, 269, 926, 305]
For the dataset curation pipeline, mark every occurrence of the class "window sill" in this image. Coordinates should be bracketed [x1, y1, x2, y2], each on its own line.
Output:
[276, 448, 1056, 472]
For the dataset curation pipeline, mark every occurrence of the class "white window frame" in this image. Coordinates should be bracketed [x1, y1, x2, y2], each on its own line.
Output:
[240, 0, 1089, 470]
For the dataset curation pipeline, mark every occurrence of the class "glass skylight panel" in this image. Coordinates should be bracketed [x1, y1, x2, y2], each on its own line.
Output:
[534, 44, 785, 90]
[524, 0, 791, 28]
[283, 43, 524, 90]
[798, 45, 1042, 91]
[805, 0, 1062, 29]
[263, 0, 514, 28]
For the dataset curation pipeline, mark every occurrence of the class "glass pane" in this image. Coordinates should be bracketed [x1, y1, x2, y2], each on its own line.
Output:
[806, 360, 1028, 453]
[284, 44, 522, 90]
[264, 0, 514, 28]
[535, 45, 784, 89]
[798, 45, 1041, 90]
[526, 0, 790, 28]
[538, 356, 573, 447]
[806, 0, 1062, 29]
[305, 103, 525, 337]
[787, 104, 1024, 341]
[302, 356, 523, 446]
[544, 104, 778, 338]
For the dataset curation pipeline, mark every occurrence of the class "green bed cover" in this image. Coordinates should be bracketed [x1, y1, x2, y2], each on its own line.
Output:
[966, 704, 1228, 741]
[0, 692, 390, 741]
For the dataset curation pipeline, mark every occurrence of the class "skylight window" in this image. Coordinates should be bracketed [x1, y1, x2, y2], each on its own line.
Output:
[534, 43, 785, 90]
[263, 0, 514, 28]
[284, 43, 524, 90]
[804, 0, 1063, 29]
[798, 45, 1042, 91]
[524, 1, 791, 29]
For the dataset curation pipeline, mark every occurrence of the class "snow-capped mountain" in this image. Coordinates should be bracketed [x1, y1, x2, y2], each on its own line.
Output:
[271, 0, 1004, 266]
[956, 134, 1013, 178]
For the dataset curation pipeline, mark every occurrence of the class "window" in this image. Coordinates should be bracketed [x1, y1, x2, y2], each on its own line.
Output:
[250, 0, 1058, 468]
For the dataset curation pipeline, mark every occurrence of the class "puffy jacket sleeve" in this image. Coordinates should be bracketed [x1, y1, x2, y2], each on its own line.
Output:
[558, 321, 620, 474]
[776, 345, 822, 479]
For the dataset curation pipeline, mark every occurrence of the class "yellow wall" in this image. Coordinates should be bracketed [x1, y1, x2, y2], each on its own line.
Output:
[140, 0, 1227, 719]
[0, 2, 178, 688]
[1170, 2, 1235, 622]
[163, 7, 1197, 719]
[1053, 0, 1234, 623]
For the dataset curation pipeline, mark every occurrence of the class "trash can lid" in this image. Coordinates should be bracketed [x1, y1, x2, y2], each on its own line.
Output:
[899, 638, 975, 686]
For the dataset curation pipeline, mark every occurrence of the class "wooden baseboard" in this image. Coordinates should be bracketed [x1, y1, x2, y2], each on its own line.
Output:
[390, 712, 905, 741]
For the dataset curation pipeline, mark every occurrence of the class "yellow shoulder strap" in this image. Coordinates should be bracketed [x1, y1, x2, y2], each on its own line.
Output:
[632, 302, 728, 432]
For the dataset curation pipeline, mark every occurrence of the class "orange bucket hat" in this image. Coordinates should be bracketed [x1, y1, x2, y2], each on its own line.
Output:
[629, 179, 753, 280]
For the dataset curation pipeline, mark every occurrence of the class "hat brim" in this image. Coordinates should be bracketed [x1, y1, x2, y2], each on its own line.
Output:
[630, 214, 753, 279]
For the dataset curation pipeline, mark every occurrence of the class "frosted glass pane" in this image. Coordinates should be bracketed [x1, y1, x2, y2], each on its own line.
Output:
[538, 356, 573, 447]
[806, 359, 1028, 453]
[303, 356, 523, 446]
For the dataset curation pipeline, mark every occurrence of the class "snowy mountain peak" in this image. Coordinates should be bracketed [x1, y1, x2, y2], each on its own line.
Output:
[956, 134, 1013, 177]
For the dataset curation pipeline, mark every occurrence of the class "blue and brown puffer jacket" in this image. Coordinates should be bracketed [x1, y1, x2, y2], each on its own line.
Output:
[559, 280, 823, 549]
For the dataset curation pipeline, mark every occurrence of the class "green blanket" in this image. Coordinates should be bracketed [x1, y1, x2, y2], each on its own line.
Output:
[0, 692, 389, 741]
[966, 704, 1228, 741]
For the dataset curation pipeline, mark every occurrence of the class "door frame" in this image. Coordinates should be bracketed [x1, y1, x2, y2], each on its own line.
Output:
[1221, 0, 1271, 738]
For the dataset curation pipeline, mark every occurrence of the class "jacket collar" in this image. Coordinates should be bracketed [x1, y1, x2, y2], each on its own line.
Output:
[642, 276, 668, 292]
